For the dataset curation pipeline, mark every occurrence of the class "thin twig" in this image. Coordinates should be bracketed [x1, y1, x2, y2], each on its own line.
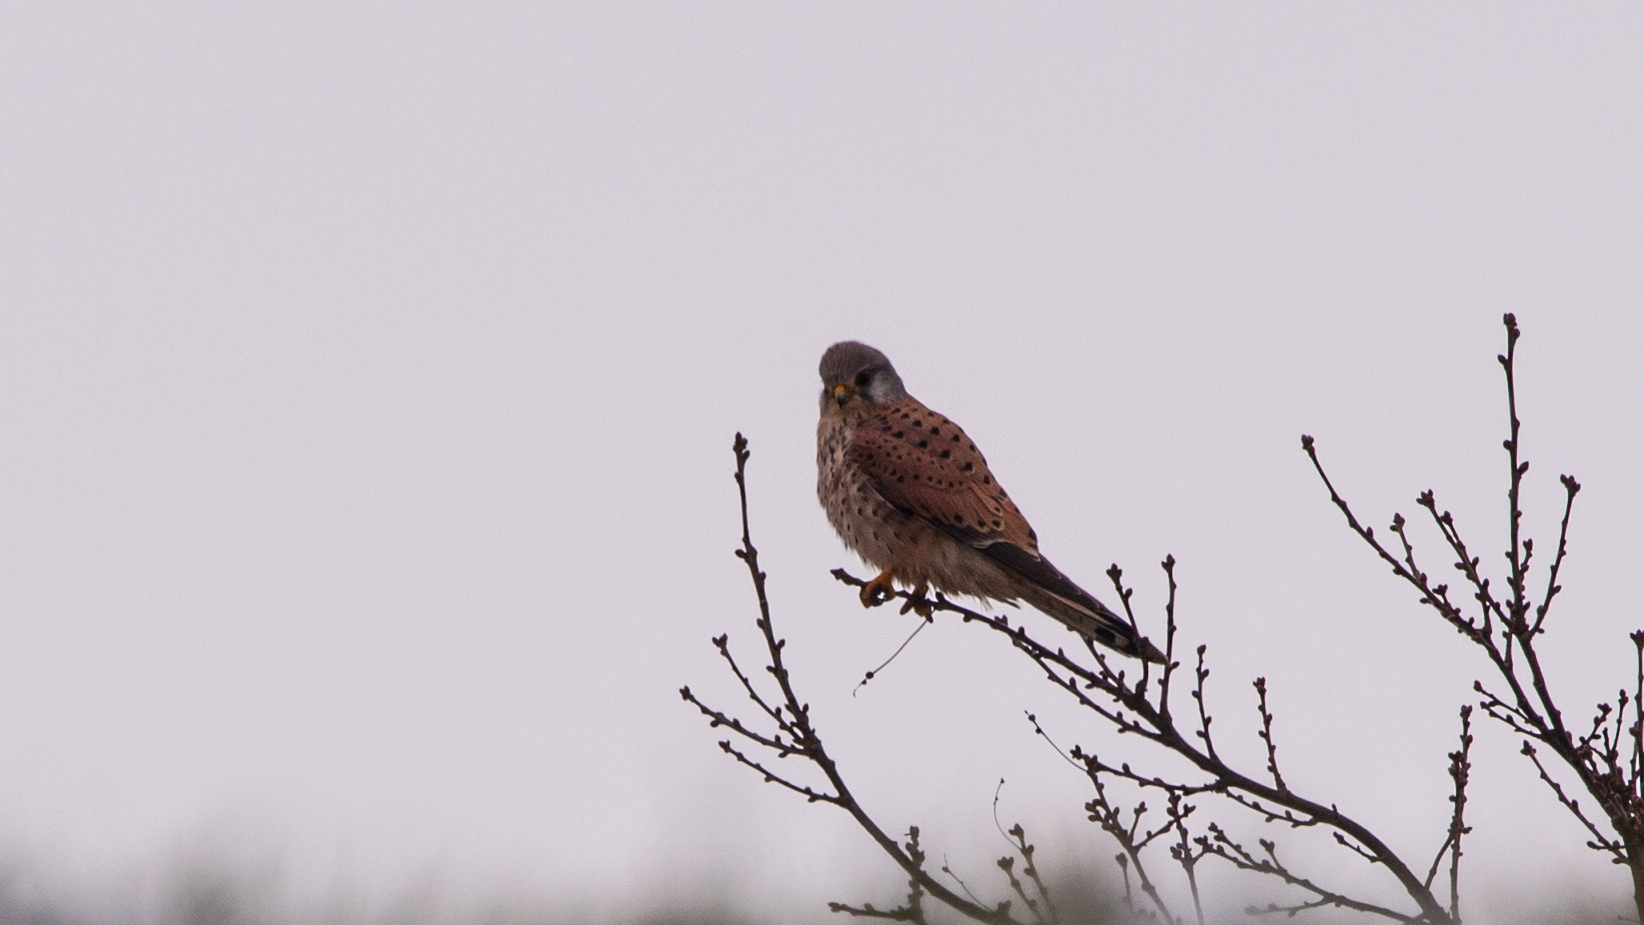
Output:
[1254, 677, 1288, 793]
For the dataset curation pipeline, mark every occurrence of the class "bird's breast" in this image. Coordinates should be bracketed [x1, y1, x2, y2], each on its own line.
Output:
[816, 416, 853, 535]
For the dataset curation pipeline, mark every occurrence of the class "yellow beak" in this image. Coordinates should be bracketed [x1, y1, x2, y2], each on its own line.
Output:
[832, 383, 852, 406]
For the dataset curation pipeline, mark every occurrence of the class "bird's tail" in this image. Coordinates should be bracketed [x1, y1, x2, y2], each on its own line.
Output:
[1019, 583, 1167, 664]
[975, 543, 1167, 663]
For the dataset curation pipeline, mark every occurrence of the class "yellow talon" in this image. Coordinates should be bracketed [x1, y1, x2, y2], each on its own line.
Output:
[860, 568, 896, 608]
[899, 582, 932, 617]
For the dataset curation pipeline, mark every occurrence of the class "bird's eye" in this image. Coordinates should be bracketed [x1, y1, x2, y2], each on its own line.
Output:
[854, 372, 872, 388]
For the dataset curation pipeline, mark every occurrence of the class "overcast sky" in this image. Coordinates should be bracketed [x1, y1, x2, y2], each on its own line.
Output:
[1, 4, 1641, 923]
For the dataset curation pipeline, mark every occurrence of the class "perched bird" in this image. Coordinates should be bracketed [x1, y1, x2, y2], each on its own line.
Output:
[816, 341, 1164, 663]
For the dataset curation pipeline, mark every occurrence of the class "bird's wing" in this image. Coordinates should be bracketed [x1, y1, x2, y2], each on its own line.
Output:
[848, 396, 1163, 663]
[846, 397, 1039, 552]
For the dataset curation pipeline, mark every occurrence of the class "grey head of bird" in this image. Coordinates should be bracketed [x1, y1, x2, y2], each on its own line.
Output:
[818, 341, 909, 416]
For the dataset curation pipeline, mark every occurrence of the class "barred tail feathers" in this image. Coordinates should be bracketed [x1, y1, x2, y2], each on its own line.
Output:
[1015, 582, 1167, 664]
[977, 541, 1166, 664]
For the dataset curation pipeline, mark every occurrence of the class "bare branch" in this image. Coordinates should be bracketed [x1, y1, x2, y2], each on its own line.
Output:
[687, 435, 1030, 925]
[829, 828, 931, 923]
[1254, 677, 1288, 793]
[1082, 771, 1176, 922]
[1203, 825, 1417, 923]
[1305, 315, 1644, 919]
[1532, 475, 1581, 635]
[1520, 741, 1627, 863]
[834, 560, 1456, 922]
[1166, 791, 1206, 925]
[1423, 706, 1474, 925]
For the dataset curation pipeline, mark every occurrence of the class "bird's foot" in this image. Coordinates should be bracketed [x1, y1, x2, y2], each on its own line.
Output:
[898, 583, 933, 617]
[859, 568, 897, 609]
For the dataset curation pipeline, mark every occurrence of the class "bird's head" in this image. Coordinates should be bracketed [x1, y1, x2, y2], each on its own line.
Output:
[818, 341, 907, 417]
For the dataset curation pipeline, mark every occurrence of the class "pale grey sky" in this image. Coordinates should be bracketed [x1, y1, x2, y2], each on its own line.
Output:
[1, 3, 1641, 922]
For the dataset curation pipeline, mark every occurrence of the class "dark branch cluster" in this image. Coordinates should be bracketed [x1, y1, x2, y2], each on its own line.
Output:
[1305, 314, 1644, 920]
[836, 555, 1476, 925]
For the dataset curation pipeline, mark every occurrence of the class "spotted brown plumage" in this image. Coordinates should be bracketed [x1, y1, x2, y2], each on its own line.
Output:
[816, 340, 1164, 663]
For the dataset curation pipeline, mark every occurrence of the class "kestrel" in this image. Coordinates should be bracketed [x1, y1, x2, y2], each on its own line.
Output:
[816, 341, 1164, 663]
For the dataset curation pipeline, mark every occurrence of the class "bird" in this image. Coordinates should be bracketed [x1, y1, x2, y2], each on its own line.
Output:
[815, 340, 1164, 663]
